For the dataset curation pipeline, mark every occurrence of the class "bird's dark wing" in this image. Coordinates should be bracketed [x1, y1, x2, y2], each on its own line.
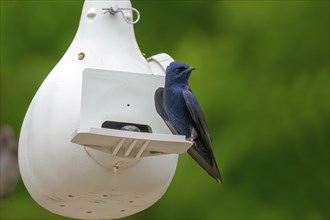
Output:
[182, 89, 213, 153]
[182, 89, 222, 182]
[154, 88, 178, 135]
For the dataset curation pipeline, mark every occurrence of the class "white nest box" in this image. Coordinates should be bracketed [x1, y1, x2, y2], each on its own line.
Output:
[18, 1, 192, 219]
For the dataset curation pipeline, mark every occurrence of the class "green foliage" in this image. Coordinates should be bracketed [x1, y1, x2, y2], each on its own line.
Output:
[1, 0, 329, 219]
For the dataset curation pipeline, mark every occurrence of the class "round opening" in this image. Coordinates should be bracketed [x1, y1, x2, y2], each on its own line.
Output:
[78, 52, 85, 60]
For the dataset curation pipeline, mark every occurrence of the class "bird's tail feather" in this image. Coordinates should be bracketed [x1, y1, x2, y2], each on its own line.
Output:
[188, 145, 223, 183]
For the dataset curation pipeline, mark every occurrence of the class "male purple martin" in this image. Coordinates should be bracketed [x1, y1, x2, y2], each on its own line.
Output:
[154, 61, 222, 183]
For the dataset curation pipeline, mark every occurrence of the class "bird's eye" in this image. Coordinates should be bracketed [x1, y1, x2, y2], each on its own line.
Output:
[174, 67, 187, 74]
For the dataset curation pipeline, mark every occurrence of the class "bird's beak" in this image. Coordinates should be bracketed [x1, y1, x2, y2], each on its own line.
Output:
[183, 67, 196, 74]
[188, 67, 196, 72]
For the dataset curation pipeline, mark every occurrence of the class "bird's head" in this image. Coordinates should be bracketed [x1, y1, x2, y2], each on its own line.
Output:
[165, 62, 196, 87]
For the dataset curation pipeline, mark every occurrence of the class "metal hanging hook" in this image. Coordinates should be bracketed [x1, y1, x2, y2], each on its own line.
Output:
[102, 4, 140, 24]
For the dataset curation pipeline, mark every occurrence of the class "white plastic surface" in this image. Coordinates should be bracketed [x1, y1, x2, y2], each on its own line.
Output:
[18, 0, 185, 219]
[78, 68, 165, 132]
[72, 127, 192, 157]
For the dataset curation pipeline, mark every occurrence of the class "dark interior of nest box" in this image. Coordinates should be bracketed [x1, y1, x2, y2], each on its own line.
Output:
[101, 121, 152, 133]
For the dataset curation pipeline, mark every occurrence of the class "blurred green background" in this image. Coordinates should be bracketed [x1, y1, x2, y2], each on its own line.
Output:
[0, 0, 329, 219]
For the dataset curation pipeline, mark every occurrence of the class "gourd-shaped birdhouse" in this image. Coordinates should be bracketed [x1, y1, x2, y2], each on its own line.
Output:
[18, 0, 192, 219]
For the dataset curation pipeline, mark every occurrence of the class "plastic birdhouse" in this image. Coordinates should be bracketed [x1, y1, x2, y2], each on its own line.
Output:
[18, 0, 192, 219]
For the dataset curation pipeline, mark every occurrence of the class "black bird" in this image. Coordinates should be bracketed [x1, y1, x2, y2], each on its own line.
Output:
[154, 62, 222, 182]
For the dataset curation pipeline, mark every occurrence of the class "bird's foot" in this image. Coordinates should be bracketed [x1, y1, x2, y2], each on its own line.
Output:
[186, 127, 198, 142]
[186, 136, 195, 142]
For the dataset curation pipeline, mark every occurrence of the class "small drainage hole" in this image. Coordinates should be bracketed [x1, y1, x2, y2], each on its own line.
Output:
[129, 200, 134, 203]
[68, 195, 74, 198]
[86, 211, 92, 214]
[102, 194, 108, 197]
[78, 52, 85, 60]
[60, 205, 66, 207]
[121, 209, 125, 212]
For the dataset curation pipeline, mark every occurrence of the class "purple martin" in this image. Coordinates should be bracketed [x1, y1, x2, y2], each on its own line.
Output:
[154, 61, 222, 183]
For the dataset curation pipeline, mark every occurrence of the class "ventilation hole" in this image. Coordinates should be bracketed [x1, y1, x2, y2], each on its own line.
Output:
[102, 194, 108, 197]
[60, 204, 66, 207]
[86, 211, 92, 214]
[129, 200, 134, 203]
[127, 104, 130, 107]
[121, 209, 125, 212]
[78, 52, 85, 60]
[68, 195, 74, 198]
[95, 201, 100, 203]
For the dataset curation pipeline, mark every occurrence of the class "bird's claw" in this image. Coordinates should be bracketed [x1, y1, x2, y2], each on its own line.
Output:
[186, 137, 195, 142]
